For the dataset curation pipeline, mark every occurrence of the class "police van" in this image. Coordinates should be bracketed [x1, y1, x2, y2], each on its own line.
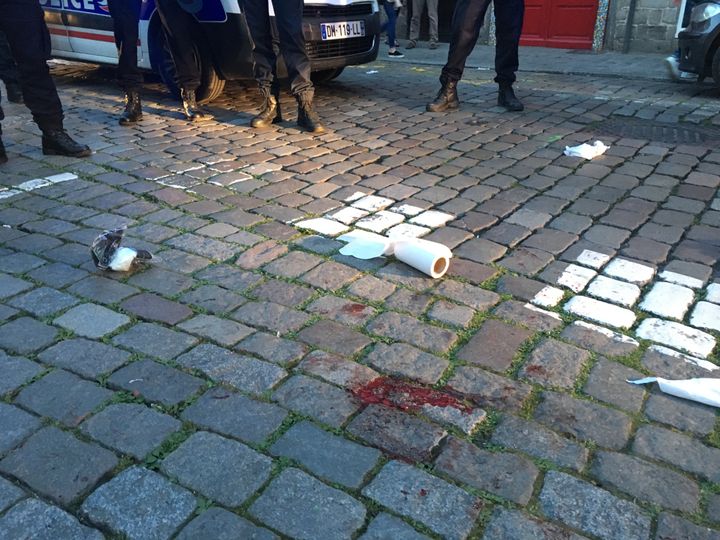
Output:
[40, 0, 380, 102]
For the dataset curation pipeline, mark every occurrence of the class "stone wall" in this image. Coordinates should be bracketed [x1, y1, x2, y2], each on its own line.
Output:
[605, 0, 681, 52]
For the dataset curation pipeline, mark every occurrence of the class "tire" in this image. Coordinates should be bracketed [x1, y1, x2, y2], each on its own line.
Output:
[713, 46, 720, 88]
[311, 67, 345, 84]
[148, 20, 225, 104]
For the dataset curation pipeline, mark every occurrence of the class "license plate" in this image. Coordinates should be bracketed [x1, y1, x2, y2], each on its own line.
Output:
[320, 21, 365, 41]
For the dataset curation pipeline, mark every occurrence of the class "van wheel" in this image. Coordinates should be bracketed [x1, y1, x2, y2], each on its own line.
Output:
[713, 47, 720, 88]
[149, 22, 225, 104]
[311, 67, 345, 84]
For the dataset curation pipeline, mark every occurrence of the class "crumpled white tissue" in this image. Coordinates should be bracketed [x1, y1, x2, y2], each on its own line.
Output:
[628, 377, 720, 408]
[563, 140, 609, 160]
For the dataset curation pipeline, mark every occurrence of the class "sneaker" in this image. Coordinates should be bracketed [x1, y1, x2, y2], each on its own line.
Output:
[665, 55, 680, 81]
[429, 40, 438, 50]
[679, 71, 696, 81]
[406, 40, 416, 49]
[388, 49, 404, 58]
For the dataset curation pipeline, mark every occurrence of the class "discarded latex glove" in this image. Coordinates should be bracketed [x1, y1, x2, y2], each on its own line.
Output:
[91, 227, 152, 272]
[340, 237, 452, 278]
[628, 377, 720, 408]
[563, 140, 609, 160]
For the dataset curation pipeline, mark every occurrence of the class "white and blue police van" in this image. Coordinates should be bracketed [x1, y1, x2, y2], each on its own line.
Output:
[40, 0, 381, 102]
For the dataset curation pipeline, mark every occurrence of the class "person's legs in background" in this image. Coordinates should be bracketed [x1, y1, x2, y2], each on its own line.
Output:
[0, 0, 90, 159]
[0, 31, 22, 103]
[427, 0, 439, 49]
[493, 0, 525, 111]
[107, 0, 143, 125]
[384, 2, 404, 57]
[155, 0, 211, 120]
[427, 0, 491, 112]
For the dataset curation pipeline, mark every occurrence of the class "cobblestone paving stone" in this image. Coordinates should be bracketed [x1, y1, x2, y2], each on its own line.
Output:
[0, 55, 719, 538]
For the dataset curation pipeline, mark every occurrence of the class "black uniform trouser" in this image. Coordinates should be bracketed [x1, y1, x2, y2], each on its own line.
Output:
[0, 31, 19, 87]
[0, 0, 63, 131]
[155, 0, 201, 91]
[107, 0, 142, 92]
[441, 0, 524, 86]
[245, 0, 313, 96]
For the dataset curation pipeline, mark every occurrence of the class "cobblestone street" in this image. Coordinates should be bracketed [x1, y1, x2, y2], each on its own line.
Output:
[1, 52, 720, 539]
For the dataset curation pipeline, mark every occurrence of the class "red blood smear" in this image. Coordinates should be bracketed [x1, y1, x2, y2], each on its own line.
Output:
[352, 377, 471, 413]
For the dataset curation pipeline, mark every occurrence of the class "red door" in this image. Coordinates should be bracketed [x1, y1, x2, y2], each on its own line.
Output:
[520, 0, 599, 49]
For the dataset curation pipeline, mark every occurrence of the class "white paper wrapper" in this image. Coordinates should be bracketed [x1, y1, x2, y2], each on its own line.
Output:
[339, 238, 452, 278]
[628, 377, 720, 408]
[563, 141, 609, 160]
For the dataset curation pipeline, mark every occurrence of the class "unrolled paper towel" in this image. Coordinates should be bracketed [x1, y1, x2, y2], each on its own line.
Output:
[564, 141, 609, 160]
[628, 377, 720, 408]
[339, 237, 452, 278]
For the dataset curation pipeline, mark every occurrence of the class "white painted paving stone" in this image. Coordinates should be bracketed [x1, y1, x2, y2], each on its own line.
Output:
[706, 283, 720, 304]
[639, 282, 695, 320]
[356, 211, 405, 233]
[46, 173, 77, 183]
[524, 303, 563, 322]
[636, 319, 716, 358]
[603, 258, 655, 285]
[295, 218, 349, 237]
[556, 264, 597, 293]
[564, 296, 637, 329]
[344, 191, 368, 203]
[586, 276, 641, 307]
[574, 321, 640, 347]
[390, 204, 425, 216]
[648, 345, 719, 373]
[690, 302, 720, 333]
[351, 195, 394, 212]
[531, 286, 565, 308]
[409, 210, 454, 228]
[0, 190, 21, 200]
[328, 207, 369, 225]
[18, 178, 52, 191]
[659, 270, 705, 290]
[337, 229, 389, 244]
[386, 223, 430, 239]
[576, 249, 611, 269]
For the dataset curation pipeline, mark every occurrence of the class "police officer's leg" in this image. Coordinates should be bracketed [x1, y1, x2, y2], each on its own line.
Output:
[155, 0, 210, 121]
[427, 0, 492, 112]
[0, 31, 22, 103]
[0, 0, 90, 158]
[245, 0, 283, 128]
[493, 0, 524, 111]
[108, 0, 143, 124]
[272, 0, 324, 133]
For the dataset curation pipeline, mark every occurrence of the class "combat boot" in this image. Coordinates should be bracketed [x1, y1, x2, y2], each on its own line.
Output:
[251, 87, 282, 128]
[426, 81, 459, 112]
[119, 91, 142, 126]
[41, 128, 92, 157]
[296, 91, 324, 134]
[5, 83, 23, 104]
[498, 83, 524, 112]
[181, 88, 212, 122]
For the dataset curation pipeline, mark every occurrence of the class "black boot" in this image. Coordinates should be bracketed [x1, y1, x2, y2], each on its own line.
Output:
[251, 87, 282, 128]
[296, 91, 325, 134]
[181, 88, 212, 122]
[41, 128, 92, 157]
[426, 81, 459, 112]
[498, 83, 524, 112]
[119, 91, 142, 126]
[5, 83, 23, 104]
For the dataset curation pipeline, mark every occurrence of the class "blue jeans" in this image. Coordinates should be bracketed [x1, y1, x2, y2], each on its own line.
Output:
[382, 3, 398, 47]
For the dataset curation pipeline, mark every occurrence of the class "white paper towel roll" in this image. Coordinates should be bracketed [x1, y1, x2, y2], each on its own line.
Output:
[393, 239, 452, 279]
